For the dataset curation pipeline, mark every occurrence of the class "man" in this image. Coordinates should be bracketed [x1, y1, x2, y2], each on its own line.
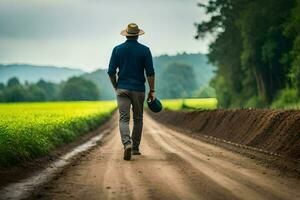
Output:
[107, 23, 155, 161]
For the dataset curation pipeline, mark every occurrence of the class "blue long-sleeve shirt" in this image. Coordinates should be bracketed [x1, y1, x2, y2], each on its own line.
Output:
[107, 39, 155, 92]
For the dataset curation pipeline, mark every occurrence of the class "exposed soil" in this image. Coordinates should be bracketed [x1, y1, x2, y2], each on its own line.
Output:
[148, 109, 300, 161]
[25, 113, 300, 200]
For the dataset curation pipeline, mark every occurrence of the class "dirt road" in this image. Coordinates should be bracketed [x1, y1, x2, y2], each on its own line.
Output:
[30, 113, 300, 200]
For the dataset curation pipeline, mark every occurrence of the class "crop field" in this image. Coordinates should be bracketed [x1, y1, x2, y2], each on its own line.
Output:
[0, 101, 116, 166]
[162, 98, 218, 111]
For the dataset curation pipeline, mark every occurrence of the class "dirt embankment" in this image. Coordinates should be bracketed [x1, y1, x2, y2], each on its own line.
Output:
[149, 109, 300, 161]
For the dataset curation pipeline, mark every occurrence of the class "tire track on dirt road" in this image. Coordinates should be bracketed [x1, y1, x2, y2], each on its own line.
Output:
[27, 113, 300, 200]
[154, 124, 298, 198]
[145, 116, 300, 200]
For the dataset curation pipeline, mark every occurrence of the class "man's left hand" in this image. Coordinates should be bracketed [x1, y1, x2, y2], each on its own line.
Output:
[147, 91, 155, 101]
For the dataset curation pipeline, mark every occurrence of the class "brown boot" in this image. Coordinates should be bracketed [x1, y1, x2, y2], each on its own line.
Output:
[123, 143, 132, 161]
[131, 149, 141, 155]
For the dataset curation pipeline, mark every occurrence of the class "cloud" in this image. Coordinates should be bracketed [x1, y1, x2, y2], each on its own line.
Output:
[0, 0, 211, 71]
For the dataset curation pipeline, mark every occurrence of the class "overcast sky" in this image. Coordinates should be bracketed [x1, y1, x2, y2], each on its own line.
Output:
[0, 0, 211, 72]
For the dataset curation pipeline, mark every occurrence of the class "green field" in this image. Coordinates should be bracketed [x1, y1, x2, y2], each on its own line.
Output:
[0, 98, 216, 166]
[0, 101, 116, 166]
[162, 98, 218, 111]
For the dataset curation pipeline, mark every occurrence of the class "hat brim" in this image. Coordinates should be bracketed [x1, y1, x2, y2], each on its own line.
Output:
[120, 29, 145, 36]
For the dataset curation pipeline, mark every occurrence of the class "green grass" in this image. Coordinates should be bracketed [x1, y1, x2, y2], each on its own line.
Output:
[0, 101, 117, 166]
[162, 98, 218, 111]
[272, 102, 300, 109]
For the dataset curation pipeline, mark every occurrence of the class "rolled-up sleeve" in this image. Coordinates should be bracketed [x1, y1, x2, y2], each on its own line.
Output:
[107, 47, 118, 76]
[145, 47, 155, 77]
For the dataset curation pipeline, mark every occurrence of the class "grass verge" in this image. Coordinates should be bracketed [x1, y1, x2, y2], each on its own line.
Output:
[161, 98, 217, 111]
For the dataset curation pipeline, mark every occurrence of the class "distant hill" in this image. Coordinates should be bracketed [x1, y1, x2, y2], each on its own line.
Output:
[81, 69, 115, 100]
[82, 53, 215, 100]
[154, 53, 215, 88]
[0, 64, 85, 84]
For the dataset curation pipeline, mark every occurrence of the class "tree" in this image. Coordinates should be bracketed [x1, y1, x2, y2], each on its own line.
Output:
[196, 0, 255, 107]
[195, 0, 295, 107]
[0, 91, 4, 102]
[0, 83, 5, 91]
[158, 62, 197, 99]
[3, 85, 28, 102]
[27, 84, 47, 102]
[60, 77, 100, 101]
[284, 0, 300, 96]
[238, 0, 294, 104]
[36, 79, 59, 101]
[194, 85, 216, 98]
[7, 77, 21, 88]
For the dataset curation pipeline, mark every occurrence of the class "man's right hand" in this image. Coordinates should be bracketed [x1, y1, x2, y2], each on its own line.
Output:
[147, 91, 155, 101]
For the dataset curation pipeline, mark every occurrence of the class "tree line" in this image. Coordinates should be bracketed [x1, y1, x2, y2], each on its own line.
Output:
[157, 62, 215, 99]
[0, 65, 215, 103]
[0, 62, 216, 102]
[196, 0, 300, 108]
[0, 76, 99, 102]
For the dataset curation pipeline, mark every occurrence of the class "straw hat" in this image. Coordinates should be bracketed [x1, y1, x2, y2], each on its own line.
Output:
[121, 23, 145, 36]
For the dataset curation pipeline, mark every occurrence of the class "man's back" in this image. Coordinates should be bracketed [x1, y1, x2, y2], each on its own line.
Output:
[108, 39, 154, 92]
[108, 23, 156, 161]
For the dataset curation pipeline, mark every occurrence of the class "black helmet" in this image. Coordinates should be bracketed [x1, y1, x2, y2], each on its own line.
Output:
[147, 98, 163, 113]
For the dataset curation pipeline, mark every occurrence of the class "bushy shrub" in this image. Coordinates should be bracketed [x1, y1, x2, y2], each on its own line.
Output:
[272, 88, 299, 108]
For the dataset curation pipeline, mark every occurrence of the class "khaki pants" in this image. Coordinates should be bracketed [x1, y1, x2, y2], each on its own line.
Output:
[116, 88, 145, 150]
